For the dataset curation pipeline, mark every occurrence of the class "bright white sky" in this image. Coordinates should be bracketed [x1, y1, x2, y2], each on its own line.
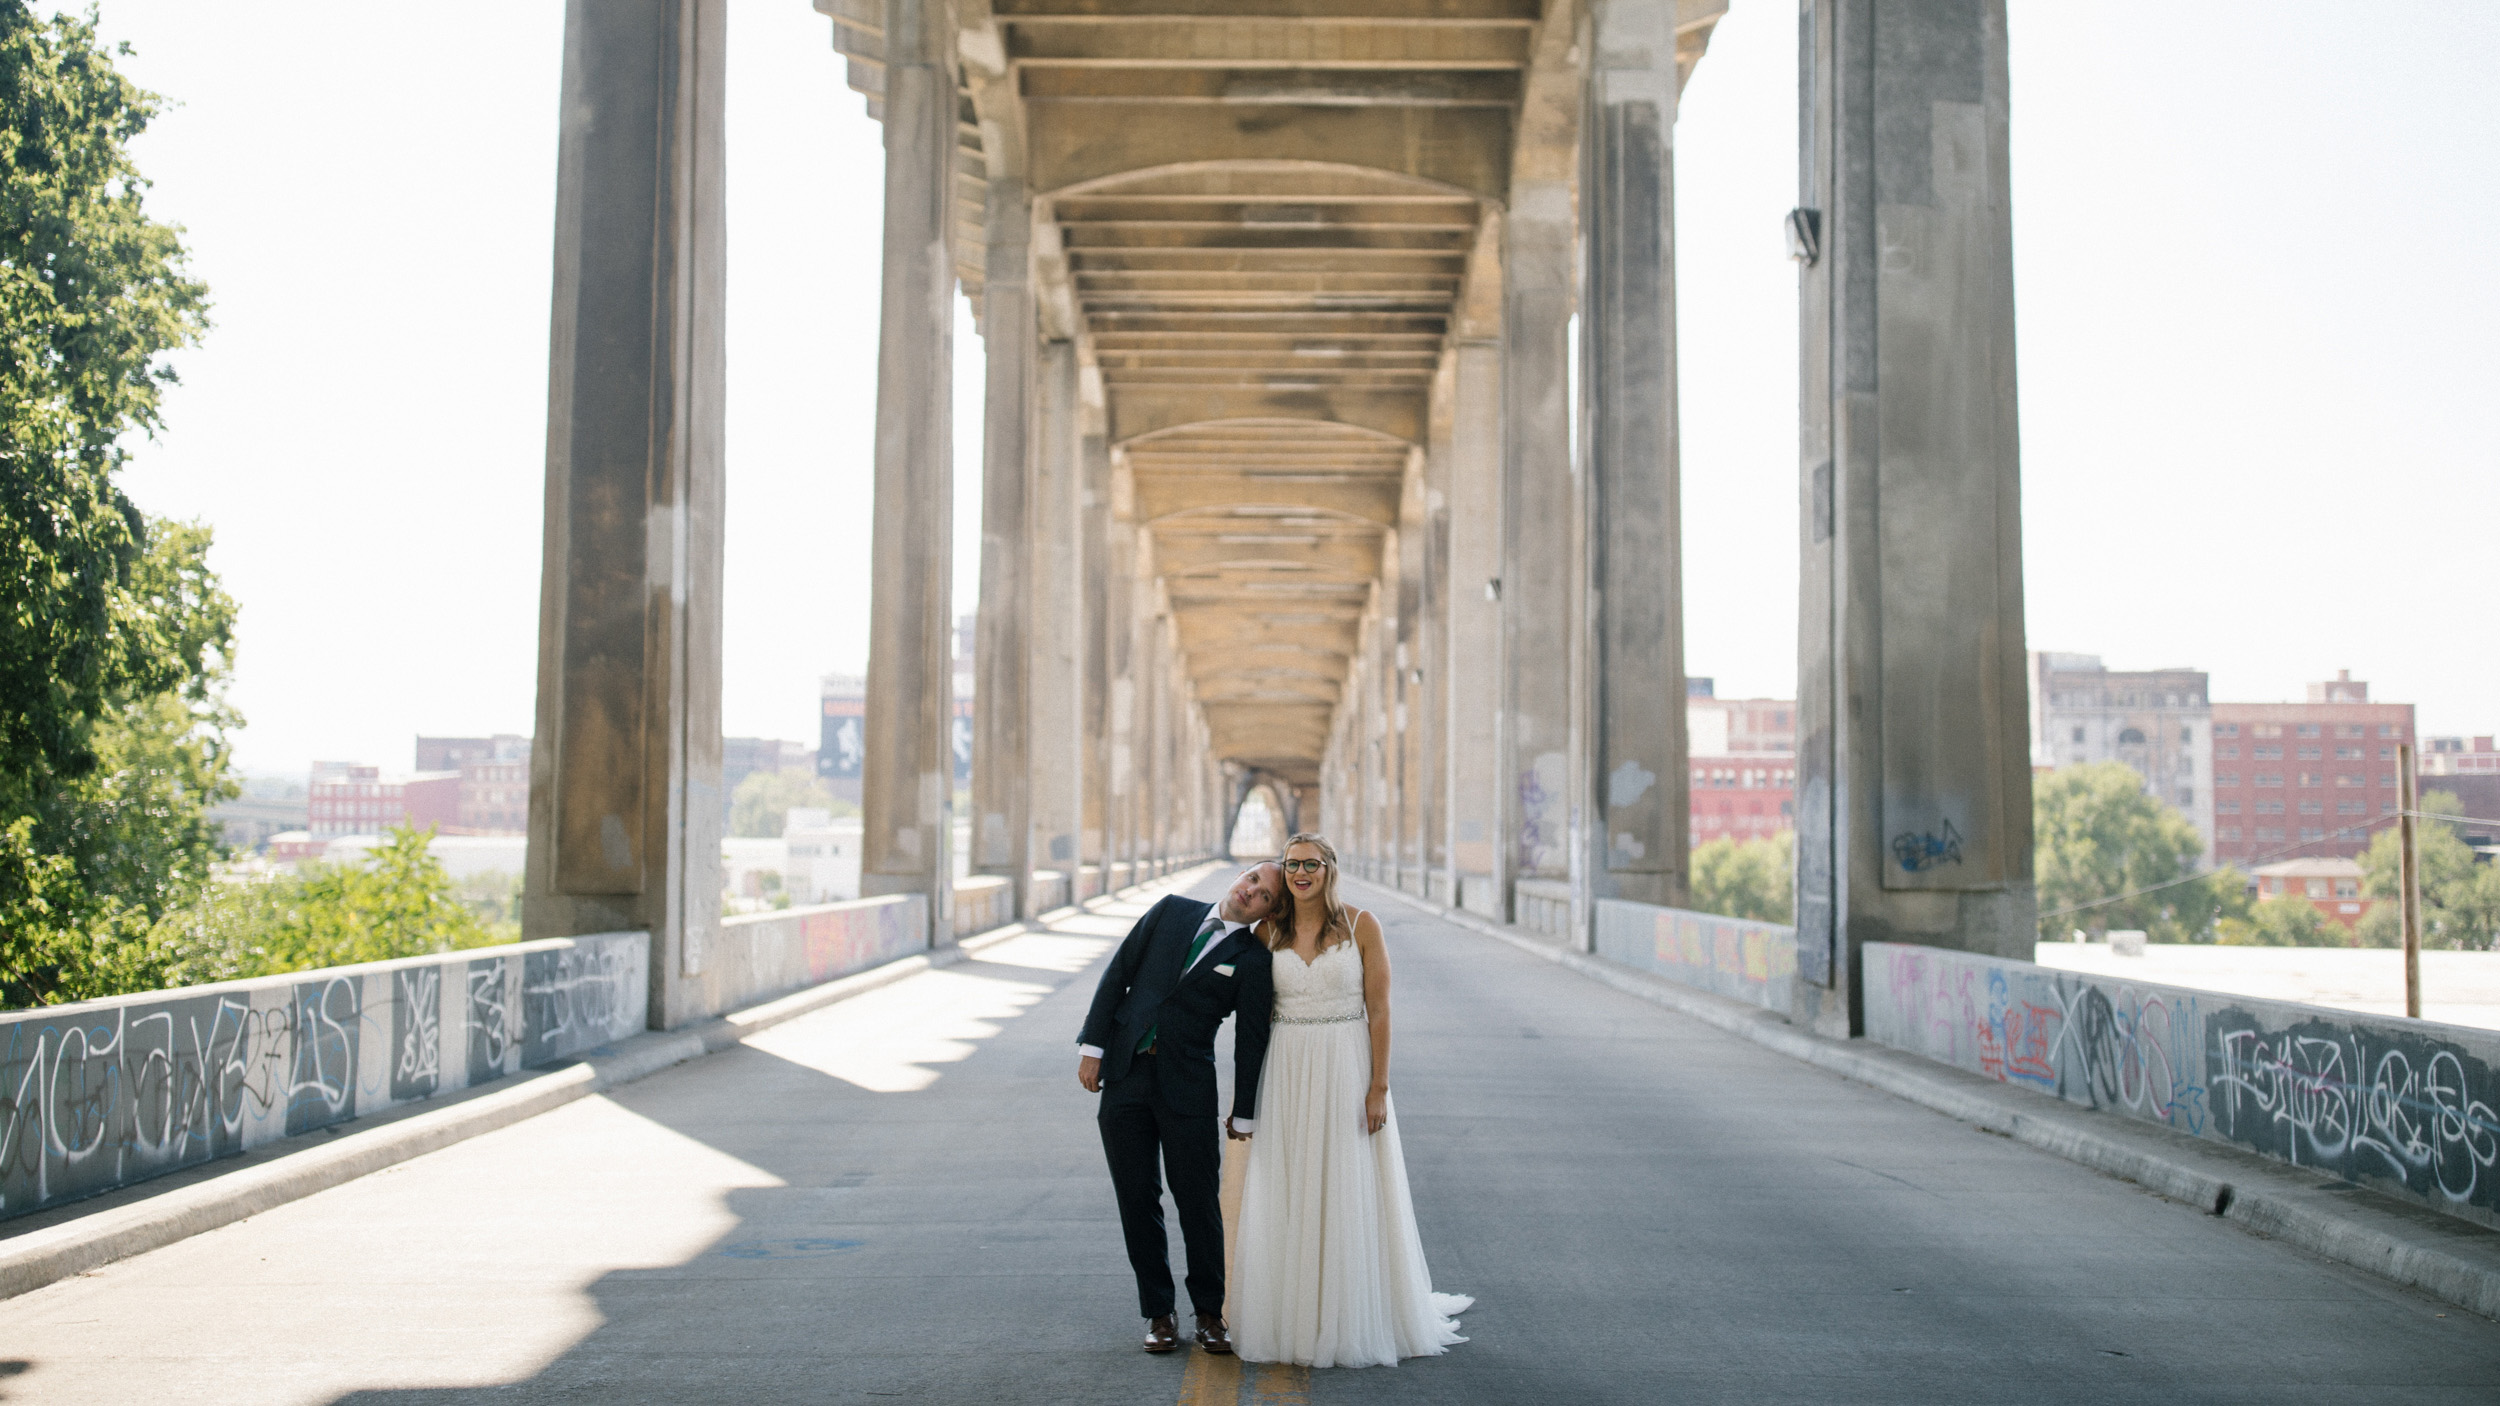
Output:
[89, 2, 2499, 779]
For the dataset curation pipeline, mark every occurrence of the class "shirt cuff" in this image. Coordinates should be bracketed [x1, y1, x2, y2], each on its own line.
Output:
[1229, 1117, 1255, 1132]
[1078, 1044, 1104, 1058]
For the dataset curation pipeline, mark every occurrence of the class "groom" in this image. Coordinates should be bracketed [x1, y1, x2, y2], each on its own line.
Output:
[1077, 864, 1282, 1354]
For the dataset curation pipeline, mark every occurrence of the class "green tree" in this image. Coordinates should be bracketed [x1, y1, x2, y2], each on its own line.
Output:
[0, 9, 224, 1006]
[730, 768, 846, 838]
[2033, 762, 2239, 942]
[151, 824, 504, 987]
[2356, 792, 2500, 952]
[0, 5, 209, 781]
[2217, 896, 2347, 948]
[1688, 832, 1792, 924]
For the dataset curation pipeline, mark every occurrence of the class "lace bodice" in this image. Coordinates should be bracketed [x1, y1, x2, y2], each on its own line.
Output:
[1273, 938, 1367, 1024]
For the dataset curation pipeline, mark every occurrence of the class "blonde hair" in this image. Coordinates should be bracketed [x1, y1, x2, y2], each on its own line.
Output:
[1263, 833, 1352, 953]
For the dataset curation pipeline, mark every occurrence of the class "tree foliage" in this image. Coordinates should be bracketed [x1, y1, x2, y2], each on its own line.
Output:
[1688, 832, 1792, 925]
[2033, 762, 2242, 942]
[2216, 896, 2345, 948]
[730, 768, 845, 838]
[0, 3, 209, 780]
[0, 9, 225, 1007]
[149, 825, 505, 988]
[2354, 791, 2500, 952]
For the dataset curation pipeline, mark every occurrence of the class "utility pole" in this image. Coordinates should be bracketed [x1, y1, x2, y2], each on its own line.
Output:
[2398, 742, 2422, 1019]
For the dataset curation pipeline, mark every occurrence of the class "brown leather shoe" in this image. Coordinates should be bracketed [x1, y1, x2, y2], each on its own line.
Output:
[1194, 1313, 1234, 1354]
[1144, 1314, 1180, 1353]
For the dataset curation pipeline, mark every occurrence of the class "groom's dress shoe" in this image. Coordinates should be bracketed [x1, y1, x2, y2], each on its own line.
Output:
[1194, 1315, 1234, 1355]
[1144, 1314, 1180, 1353]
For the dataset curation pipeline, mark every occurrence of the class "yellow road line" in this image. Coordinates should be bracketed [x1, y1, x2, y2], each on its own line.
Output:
[1178, 1349, 1245, 1405]
[1251, 1363, 1312, 1405]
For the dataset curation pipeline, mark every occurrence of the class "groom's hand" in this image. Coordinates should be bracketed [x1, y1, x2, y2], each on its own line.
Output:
[1078, 1054, 1102, 1092]
[1226, 1117, 1251, 1141]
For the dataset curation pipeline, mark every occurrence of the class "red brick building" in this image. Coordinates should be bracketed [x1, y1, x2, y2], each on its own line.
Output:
[2251, 857, 2372, 930]
[1689, 757, 1796, 846]
[2210, 671, 2413, 868]
[308, 765, 461, 838]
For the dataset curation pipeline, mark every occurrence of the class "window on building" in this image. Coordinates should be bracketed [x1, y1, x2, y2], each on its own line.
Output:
[2180, 727, 2193, 744]
[2339, 801, 2365, 815]
[2299, 827, 2326, 841]
[2334, 747, 2361, 760]
[2383, 802, 2397, 814]
[2217, 723, 2240, 738]
[2071, 726, 2084, 743]
[2306, 879, 2330, 898]
[2218, 745, 2238, 760]
[2257, 827, 2285, 840]
[2254, 746, 2283, 760]
[2297, 746, 2321, 760]
[2178, 789, 2194, 806]
[2380, 774, 2396, 787]
[2255, 774, 2281, 787]
[2221, 826, 2240, 841]
[2216, 772, 2238, 787]
[2334, 879, 2358, 898]
[2337, 725, 2363, 738]
[2379, 725, 2399, 737]
[2297, 724, 2321, 738]
[2218, 801, 2240, 815]
[2298, 773, 2322, 787]
[2258, 801, 2285, 815]
[2298, 801, 2322, 814]
[2380, 746, 2395, 760]
[2255, 724, 2282, 738]
[2118, 727, 2146, 745]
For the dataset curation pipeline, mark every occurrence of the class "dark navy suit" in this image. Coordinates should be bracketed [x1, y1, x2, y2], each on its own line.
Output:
[1079, 895, 1275, 1319]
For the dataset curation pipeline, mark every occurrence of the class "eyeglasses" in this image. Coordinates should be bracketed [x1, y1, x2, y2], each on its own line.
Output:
[1281, 858, 1330, 874]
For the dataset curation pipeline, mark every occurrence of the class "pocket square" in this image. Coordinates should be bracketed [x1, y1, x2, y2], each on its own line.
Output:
[1214, 963, 1236, 976]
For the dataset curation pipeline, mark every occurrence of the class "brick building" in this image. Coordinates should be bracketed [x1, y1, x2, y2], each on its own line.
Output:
[2421, 735, 2500, 778]
[308, 764, 461, 838]
[1685, 680, 1796, 847]
[2251, 857, 2371, 930]
[2028, 652, 2214, 859]
[2210, 671, 2413, 868]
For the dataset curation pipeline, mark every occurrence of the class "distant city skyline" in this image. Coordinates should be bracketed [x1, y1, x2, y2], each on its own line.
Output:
[89, 2, 2500, 776]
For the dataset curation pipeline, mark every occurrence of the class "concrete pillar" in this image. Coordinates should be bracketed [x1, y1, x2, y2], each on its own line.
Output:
[970, 180, 1032, 904]
[858, 0, 959, 939]
[1080, 426, 1112, 874]
[1417, 379, 1453, 885]
[1794, 0, 2034, 1037]
[1501, 184, 1579, 908]
[1580, 0, 1689, 911]
[1444, 339, 1504, 912]
[1396, 456, 1430, 891]
[1028, 340, 1085, 889]
[524, 0, 726, 1030]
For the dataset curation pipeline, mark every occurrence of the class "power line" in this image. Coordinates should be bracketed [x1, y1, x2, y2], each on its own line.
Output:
[2038, 806, 2489, 923]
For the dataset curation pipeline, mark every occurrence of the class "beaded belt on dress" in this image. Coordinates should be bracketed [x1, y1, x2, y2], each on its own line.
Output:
[1275, 1010, 1368, 1025]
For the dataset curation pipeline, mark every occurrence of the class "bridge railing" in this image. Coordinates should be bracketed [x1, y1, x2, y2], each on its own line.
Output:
[1864, 942, 2500, 1232]
[1593, 899, 1797, 1015]
[0, 931, 648, 1222]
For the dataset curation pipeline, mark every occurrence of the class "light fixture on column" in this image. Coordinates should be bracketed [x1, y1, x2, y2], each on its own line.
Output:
[1785, 208, 1821, 266]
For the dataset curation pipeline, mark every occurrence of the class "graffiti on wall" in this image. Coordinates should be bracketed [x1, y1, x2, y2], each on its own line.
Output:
[1865, 943, 2500, 1225]
[0, 931, 647, 1221]
[1592, 900, 1795, 1014]
[798, 899, 924, 986]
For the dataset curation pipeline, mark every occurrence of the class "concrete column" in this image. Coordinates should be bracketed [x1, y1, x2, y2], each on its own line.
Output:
[525, 0, 726, 1030]
[1080, 425, 1111, 874]
[858, 0, 959, 939]
[1417, 379, 1453, 883]
[1794, 0, 2034, 1037]
[1105, 514, 1137, 880]
[1501, 185, 1579, 907]
[1443, 339, 1504, 912]
[1028, 340, 1085, 889]
[1580, 0, 1689, 910]
[1396, 456, 1429, 891]
[970, 180, 1032, 904]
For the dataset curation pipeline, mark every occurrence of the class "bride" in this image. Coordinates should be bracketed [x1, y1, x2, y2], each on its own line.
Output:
[1228, 832, 1471, 1368]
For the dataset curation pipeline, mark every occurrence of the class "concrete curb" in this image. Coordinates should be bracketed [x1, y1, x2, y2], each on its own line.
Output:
[1358, 879, 2500, 1321]
[0, 867, 1216, 1302]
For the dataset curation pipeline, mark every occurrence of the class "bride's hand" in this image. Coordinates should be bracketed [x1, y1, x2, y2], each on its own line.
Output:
[1364, 1088, 1387, 1136]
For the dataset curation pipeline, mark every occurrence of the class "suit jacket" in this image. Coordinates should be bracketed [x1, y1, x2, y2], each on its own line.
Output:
[1079, 896, 1275, 1122]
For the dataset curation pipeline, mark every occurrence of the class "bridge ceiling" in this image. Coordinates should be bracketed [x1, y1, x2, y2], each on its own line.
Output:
[1004, 0, 1524, 783]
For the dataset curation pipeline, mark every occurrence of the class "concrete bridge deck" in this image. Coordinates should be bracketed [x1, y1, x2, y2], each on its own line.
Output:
[5, 871, 2495, 1404]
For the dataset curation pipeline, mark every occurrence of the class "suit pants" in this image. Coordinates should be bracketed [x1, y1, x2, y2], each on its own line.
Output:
[1097, 1052, 1224, 1319]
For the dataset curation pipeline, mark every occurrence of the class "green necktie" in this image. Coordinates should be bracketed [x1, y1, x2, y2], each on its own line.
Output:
[1138, 914, 1226, 1053]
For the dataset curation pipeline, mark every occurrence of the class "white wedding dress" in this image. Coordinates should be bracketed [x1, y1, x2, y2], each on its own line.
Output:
[1233, 933, 1471, 1367]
